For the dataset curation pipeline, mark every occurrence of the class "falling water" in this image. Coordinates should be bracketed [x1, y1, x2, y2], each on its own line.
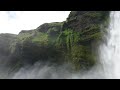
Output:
[99, 11, 120, 79]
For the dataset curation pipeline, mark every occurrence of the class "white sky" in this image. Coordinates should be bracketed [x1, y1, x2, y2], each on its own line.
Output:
[0, 11, 70, 34]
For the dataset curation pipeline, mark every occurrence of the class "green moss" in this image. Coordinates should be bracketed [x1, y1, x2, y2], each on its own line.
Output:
[55, 28, 97, 70]
[17, 31, 34, 42]
[32, 32, 48, 46]
[69, 45, 96, 70]
[63, 29, 73, 50]
[55, 32, 66, 49]
[55, 12, 110, 71]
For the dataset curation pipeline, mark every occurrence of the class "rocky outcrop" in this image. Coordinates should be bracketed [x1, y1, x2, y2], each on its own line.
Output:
[0, 11, 110, 73]
[57, 11, 110, 70]
[63, 11, 110, 32]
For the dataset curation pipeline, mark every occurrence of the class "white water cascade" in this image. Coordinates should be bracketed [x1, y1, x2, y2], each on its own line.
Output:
[98, 11, 120, 79]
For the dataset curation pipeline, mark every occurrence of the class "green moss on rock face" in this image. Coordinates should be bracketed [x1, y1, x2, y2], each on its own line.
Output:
[57, 11, 110, 70]
[18, 30, 35, 41]
[9, 22, 64, 68]
[70, 45, 96, 70]
[32, 32, 49, 46]
[0, 11, 110, 73]
[56, 29, 98, 70]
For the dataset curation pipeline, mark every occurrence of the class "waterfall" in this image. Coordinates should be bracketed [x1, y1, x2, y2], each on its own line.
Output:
[98, 11, 120, 79]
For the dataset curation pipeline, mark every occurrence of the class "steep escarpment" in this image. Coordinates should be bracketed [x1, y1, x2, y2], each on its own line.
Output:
[0, 11, 110, 75]
[56, 11, 110, 70]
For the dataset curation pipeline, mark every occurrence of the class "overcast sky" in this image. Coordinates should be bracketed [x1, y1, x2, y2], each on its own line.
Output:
[0, 11, 70, 34]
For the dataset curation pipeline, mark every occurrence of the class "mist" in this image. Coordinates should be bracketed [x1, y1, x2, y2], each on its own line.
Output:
[0, 56, 105, 79]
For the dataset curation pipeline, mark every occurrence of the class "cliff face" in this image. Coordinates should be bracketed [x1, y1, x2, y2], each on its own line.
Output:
[58, 11, 110, 70]
[0, 11, 110, 73]
[63, 11, 109, 32]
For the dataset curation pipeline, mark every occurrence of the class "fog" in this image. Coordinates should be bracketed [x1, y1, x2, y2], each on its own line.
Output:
[0, 56, 106, 79]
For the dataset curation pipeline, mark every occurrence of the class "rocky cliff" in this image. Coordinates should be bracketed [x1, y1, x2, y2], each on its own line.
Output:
[0, 11, 110, 74]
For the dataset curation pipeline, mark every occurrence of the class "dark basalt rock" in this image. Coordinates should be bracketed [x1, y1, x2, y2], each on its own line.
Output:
[63, 11, 110, 32]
